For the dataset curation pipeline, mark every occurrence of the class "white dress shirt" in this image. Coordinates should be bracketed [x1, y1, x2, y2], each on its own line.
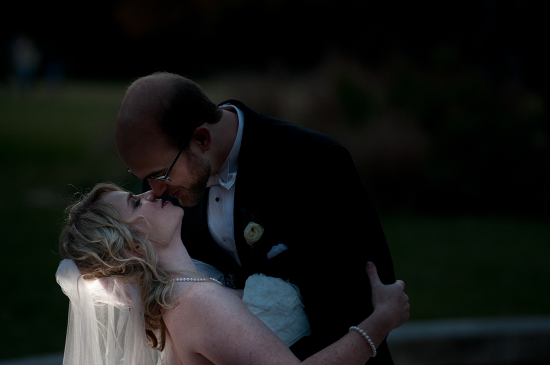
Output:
[206, 104, 244, 266]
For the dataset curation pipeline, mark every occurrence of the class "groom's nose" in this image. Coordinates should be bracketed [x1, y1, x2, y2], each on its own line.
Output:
[148, 179, 168, 197]
[141, 191, 156, 201]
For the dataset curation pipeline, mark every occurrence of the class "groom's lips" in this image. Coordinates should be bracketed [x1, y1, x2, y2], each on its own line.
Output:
[169, 189, 181, 199]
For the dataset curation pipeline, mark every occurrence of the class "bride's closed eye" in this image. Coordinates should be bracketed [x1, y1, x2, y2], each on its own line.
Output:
[132, 196, 141, 209]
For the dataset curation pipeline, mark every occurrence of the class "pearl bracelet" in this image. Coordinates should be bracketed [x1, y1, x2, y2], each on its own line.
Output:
[349, 326, 377, 357]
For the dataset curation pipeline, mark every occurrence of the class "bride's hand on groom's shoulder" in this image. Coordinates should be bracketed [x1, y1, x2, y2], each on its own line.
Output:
[367, 261, 410, 330]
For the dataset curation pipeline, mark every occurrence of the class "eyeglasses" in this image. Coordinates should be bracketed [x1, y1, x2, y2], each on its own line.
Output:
[127, 144, 186, 183]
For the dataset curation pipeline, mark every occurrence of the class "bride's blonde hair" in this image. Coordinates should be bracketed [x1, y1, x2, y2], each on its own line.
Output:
[59, 183, 175, 350]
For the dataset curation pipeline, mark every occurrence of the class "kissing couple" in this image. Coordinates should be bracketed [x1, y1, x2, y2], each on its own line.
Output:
[56, 72, 409, 365]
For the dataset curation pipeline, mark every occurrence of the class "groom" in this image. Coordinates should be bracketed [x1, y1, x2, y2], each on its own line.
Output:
[116, 72, 396, 363]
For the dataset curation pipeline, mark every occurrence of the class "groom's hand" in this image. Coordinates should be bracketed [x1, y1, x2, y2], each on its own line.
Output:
[366, 261, 410, 330]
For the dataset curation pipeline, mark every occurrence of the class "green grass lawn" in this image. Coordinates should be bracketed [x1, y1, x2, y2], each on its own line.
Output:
[0, 82, 548, 360]
[381, 214, 549, 319]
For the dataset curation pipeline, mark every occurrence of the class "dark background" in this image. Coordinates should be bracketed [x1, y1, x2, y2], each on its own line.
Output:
[2, 0, 548, 216]
[1, 1, 548, 360]
[2, 1, 547, 81]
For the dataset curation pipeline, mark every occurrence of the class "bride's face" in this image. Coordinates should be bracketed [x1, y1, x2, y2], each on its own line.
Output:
[100, 190, 184, 247]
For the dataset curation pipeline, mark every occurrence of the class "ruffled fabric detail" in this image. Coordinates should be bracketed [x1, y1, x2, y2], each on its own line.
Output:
[192, 260, 311, 346]
[242, 273, 312, 346]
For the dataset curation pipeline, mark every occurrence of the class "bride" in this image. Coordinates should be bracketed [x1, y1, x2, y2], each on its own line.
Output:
[57, 183, 409, 365]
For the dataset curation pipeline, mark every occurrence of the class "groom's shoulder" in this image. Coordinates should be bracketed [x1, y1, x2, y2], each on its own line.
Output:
[226, 100, 341, 150]
[264, 118, 338, 150]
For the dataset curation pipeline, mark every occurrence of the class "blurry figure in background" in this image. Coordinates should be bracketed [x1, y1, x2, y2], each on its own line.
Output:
[9, 33, 41, 94]
[43, 38, 65, 88]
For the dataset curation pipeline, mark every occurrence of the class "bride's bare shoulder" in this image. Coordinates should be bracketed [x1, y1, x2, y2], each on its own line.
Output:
[163, 283, 245, 353]
[166, 283, 241, 322]
[163, 283, 298, 365]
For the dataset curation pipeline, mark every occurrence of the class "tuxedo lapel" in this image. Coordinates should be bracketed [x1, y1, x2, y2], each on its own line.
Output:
[227, 101, 274, 273]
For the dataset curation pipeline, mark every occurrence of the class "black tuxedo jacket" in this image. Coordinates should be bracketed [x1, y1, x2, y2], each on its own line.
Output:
[143, 100, 396, 364]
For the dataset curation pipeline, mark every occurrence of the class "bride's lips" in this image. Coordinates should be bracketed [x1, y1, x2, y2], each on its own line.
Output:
[162, 200, 171, 208]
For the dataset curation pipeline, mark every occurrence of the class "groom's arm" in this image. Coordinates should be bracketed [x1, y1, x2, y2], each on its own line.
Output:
[284, 144, 395, 364]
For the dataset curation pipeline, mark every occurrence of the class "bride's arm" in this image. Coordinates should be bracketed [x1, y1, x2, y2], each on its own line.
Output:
[301, 261, 409, 364]
[167, 262, 409, 365]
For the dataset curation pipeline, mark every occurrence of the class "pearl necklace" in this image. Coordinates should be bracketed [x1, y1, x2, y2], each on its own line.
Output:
[172, 277, 223, 285]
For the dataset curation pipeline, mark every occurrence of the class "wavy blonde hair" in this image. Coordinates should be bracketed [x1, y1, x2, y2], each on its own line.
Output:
[59, 183, 175, 350]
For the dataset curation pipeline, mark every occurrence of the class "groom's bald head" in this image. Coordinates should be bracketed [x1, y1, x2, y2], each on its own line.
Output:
[116, 73, 170, 156]
[116, 72, 222, 167]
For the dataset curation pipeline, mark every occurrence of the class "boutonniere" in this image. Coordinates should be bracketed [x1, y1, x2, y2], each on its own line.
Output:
[244, 222, 264, 247]
[241, 208, 264, 248]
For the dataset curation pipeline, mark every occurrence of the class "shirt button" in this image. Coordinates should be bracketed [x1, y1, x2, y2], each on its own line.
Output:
[215, 197, 220, 202]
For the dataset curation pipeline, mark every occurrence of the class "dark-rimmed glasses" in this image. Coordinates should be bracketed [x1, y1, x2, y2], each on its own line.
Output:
[127, 144, 186, 183]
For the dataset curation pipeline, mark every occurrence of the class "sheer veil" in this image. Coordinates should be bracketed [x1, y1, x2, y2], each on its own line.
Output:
[56, 259, 172, 365]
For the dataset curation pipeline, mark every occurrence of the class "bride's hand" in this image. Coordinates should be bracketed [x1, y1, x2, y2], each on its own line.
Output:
[366, 261, 410, 330]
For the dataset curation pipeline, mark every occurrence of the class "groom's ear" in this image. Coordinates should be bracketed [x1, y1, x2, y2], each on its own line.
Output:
[192, 126, 212, 152]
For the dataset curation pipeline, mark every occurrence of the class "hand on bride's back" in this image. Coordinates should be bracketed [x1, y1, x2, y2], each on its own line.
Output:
[366, 261, 410, 330]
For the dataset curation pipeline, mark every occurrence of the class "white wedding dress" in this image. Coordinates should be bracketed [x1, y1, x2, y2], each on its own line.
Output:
[193, 260, 312, 347]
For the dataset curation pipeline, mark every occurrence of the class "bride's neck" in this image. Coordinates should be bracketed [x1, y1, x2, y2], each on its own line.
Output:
[155, 237, 197, 274]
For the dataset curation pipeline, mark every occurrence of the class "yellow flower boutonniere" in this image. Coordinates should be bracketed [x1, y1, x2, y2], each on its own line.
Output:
[244, 221, 264, 247]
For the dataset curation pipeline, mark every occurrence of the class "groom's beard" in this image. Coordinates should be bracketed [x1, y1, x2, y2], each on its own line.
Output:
[178, 149, 211, 207]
